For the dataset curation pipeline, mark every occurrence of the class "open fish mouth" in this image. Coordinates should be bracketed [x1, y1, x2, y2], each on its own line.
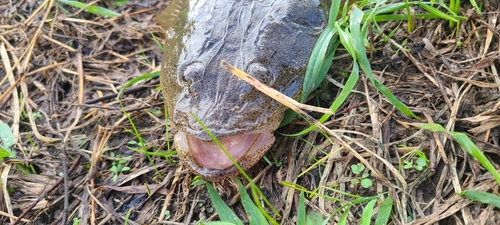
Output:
[174, 132, 275, 181]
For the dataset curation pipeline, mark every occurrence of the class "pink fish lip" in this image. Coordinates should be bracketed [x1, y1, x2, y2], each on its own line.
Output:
[174, 131, 275, 180]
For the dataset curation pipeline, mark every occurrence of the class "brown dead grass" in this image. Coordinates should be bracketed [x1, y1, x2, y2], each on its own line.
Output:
[0, 0, 500, 224]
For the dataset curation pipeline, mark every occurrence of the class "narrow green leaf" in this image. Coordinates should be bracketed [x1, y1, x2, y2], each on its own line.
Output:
[414, 123, 500, 186]
[350, 7, 418, 119]
[58, 0, 121, 17]
[374, 197, 393, 225]
[461, 190, 500, 208]
[290, 62, 359, 136]
[297, 192, 306, 225]
[206, 183, 244, 225]
[451, 132, 500, 185]
[234, 178, 267, 225]
[360, 199, 377, 225]
[118, 71, 160, 100]
[337, 205, 350, 225]
[415, 2, 459, 23]
[301, 24, 339, 102]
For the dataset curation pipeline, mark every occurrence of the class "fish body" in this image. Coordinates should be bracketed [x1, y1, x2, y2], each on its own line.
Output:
[159, 0, 327, 180]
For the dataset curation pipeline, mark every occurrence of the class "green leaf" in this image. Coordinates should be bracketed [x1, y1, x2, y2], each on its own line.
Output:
[58, 0, 121, 17]
[234, 178, 267, 225]
[452, 132, 500, 185]
[350, 7, 418, 120]
[415, 123, 500, 185]
[0, 150, 12, 160]
[301, 24, 339, 103]
[0, 122, 15, 151]
[360, 199, 376, 225]
[374, 197, 393, 225]
[297, 192, 306, 225]
[337, 205, 351, 225]
[461, 190, 500, 208]
[206, 183, 244, 225]
[118, 71, 160, 100]
[361, 179, 373, 188]
[415, 2, 462, 23]
[306, 211, 324, 225]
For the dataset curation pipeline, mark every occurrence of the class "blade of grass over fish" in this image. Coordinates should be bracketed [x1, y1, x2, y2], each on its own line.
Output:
[374, 197, 393, 225]
[234, 178, 268, 225]
[206, 183, 244, 225]
[297, 192, 306, 225]
[58, 0, 121, 17]
[460, 190, 500, 208]
[414, 123, 500, 185]
[301, 24, 339, 103]
[191, 113, 280, 223]
[350, 7, 419, 119]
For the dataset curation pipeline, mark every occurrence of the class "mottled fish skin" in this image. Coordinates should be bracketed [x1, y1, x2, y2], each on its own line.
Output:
[159, 0, 327, 179]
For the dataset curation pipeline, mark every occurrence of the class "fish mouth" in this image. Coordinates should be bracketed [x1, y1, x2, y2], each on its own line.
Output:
[174, 131, 275, 181]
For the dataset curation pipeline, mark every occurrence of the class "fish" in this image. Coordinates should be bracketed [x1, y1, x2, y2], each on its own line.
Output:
[158, 0, 327, 181]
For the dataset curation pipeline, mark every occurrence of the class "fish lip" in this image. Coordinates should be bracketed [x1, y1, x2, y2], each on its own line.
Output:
[174, 131, 275, 181]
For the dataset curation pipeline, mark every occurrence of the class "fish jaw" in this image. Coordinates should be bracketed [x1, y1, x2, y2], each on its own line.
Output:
[174, 131, 275, 181]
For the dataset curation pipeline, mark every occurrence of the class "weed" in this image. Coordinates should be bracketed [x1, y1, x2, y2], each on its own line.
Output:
[351, 163, 373, 188]
[109, 152, 132, 182]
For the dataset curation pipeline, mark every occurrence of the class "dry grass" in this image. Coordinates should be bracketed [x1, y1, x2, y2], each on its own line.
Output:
[0, 0, 500, 224]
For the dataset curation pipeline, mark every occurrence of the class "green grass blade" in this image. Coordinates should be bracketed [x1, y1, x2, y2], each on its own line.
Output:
[301, 24, 339, 103]
[360, 199, 376, 225]
[350, 7, 418, 119]
[117, 71, 159, 100]
[415, 2, 460, 23]
[206, 183, 244, 225]
[451, 131, 500, 185]
[460, 190, 500, 208]
[234, 178, 267, 225]
[329, 0, 342, 24]
[58, 0, 121, 17]
[414, 123, 500, 185]
[290, 63, 359, 136]
[297, 191, 306, 225]
[337, 205, 351, 225]
[374, 197, 393, 225]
